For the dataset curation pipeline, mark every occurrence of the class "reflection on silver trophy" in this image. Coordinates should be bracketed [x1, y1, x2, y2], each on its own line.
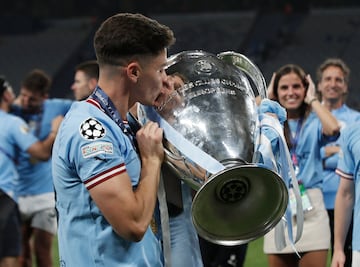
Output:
[144, 50, 288, 245]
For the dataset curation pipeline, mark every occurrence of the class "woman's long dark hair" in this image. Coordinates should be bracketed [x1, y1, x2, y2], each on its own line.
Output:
[270, 64, 312, 149]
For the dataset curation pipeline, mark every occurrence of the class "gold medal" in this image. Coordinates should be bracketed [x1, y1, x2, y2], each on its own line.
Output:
[150, 216, 158, 234]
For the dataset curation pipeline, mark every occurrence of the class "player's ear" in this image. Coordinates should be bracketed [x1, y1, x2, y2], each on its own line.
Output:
[127, 62, 141, 83]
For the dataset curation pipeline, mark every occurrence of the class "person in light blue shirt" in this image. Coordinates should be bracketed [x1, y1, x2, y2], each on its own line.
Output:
[317, 58, 360, 267]
[53, 100, 164, 267]
[263, 64, 340, 267]
[11, 69, 72, 267]
[332, 124, 360, 267]
[0, 76, 61, 267]
[52, 13, 175, 267]
[71, 60, 99, 101]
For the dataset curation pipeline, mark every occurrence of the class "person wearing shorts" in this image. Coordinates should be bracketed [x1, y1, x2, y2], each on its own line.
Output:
[11, 69, 72, 267]
[0, 190, 21, 266]
[264, 64, 340, 267]
[0, 76, 61, 267]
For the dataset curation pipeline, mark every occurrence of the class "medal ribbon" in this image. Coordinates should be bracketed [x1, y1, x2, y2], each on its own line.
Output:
[88, 87, 138, 151]
[289, 118, 303, 168]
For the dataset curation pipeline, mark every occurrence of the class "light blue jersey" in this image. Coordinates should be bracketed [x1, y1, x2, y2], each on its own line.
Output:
[0, 110, 38, 200]
[293, 112, 337, 189]
[321, 105, 360, 209]
[12, 98, 72, 196]
[336, 124, 360, 250]
[52, 101, 163, 267]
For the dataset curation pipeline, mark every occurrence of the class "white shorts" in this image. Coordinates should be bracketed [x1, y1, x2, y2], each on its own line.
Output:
[352, 250, 360, 267]
[18, 193, 57, 235]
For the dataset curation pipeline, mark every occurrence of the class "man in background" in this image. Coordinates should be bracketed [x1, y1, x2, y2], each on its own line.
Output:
[11, 69, 72, 267]
[71, 60, 99, 101]
[317, 58, 360, 267]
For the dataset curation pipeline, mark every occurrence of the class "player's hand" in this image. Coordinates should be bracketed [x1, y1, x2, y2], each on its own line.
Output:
[267, 72, 276, 100]
[136, 121, 164, 164]
[304, 74, 318, 104]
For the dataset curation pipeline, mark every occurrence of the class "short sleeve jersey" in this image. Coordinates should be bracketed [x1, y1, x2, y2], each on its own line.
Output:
[336, 124, 360, 250]
[0, 110, 38, 199]
[52, 101, 163, 267]
[294, 112, 335, 189]
[321, 105, 360, 209]
[12, 98, 72, 196]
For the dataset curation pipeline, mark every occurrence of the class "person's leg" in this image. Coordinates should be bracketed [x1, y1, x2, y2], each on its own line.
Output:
[231, 244, 248, 267]
[268, 253, 299, 267]
[299, 250, 328, 267]
[0, 197, 22, 267]
[327, 209, 334, 255]
[31, 208, 57, 267]
[213, 244, 248, 267]
[19, 222, 32, 267]
[33, 229, 53, 267]
[198, 237, 218, 267]
[0, 257, 20, 267]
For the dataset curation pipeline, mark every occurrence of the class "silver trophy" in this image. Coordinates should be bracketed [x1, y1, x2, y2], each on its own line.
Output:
[144, 50, 288, 245]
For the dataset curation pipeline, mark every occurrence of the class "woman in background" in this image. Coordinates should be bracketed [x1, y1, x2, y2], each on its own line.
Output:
[264, 64, 340, 267]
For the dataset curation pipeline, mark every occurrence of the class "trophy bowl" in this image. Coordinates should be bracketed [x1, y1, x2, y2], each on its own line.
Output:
[143, 50, 288, 245]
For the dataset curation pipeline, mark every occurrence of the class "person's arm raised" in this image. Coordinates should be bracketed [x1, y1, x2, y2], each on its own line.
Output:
[304, 74, 340, 136]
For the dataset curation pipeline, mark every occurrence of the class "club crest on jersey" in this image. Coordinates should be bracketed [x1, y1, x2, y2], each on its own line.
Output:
[79, 118, 106, 140]
[19, 123, 30, 134]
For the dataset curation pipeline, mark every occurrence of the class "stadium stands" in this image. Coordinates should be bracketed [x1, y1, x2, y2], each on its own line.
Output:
[1, 8, 360, 106]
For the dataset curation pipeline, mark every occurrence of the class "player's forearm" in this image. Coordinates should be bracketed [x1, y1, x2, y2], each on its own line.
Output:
[134, 159, 161, 229]
[333, 188, 354, 250]
[27, 131, 56, 160]
[311, 100, 340, 136]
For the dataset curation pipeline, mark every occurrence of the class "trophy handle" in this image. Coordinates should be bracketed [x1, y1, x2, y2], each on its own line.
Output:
[217, 51, 267, 100]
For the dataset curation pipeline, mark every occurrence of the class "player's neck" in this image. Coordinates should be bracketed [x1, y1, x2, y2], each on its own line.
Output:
[98, 76, 130, 119]
[0, 102, 9, 112]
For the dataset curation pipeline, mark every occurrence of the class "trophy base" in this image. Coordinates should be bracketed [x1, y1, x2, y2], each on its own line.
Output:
[191, 164, 288, 246]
